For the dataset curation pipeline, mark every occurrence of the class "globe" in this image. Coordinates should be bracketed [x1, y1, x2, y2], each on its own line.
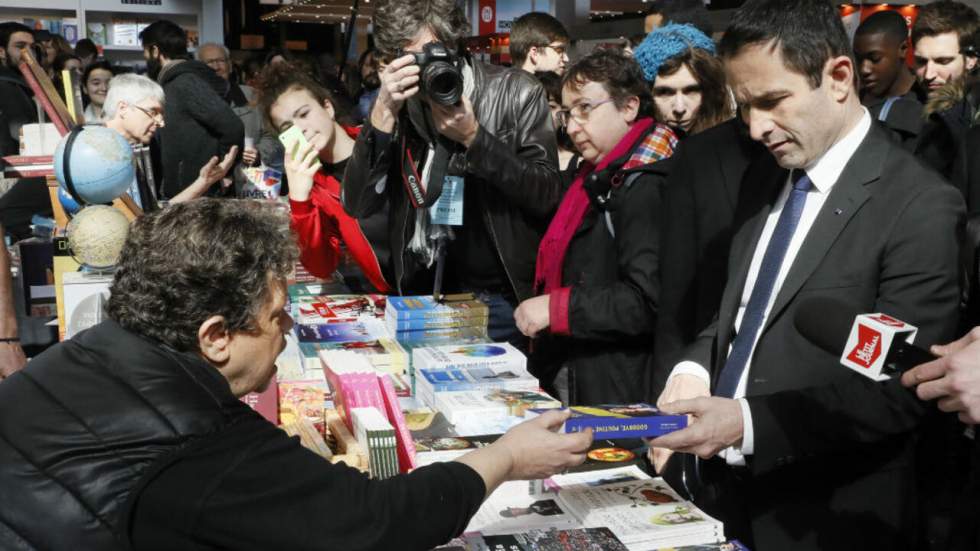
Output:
[54, 126, 135, 205]
[66, 205, 131, 270]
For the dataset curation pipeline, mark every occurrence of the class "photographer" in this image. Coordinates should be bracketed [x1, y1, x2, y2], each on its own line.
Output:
[343, 0, 561, 343]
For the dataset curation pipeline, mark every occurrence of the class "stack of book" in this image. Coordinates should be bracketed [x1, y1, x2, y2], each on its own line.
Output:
[299, 337, 408, 377]
[412, 343, 539, 410]
[551, 467, 726, 550]
[434, 388, 561, 426]
[385, 295, 489, 343]
[292, 293, 385, 325]
[350, 407, 398, 479]
[321, 351, 417, 472]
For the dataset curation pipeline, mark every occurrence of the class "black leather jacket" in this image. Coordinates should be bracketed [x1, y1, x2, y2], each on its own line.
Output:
[342, 59, 561, 301]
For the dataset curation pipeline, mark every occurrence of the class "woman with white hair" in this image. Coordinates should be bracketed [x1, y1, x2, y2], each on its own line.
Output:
[102, 73, 238, 207]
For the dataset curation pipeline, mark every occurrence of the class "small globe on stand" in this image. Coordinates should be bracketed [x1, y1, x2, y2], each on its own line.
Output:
[66, 205, 131, 271]
[54, 126, 135, 205]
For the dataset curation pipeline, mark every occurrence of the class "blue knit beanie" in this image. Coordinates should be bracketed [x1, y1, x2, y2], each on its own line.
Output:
[634, 23, 716, 82]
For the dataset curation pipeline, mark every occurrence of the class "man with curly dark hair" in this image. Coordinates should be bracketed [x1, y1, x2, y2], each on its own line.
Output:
[343, 0, 561, 348]
[0, 199, 591, 550]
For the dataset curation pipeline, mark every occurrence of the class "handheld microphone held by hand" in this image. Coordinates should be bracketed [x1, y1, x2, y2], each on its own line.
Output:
[794, 297, 936, 381]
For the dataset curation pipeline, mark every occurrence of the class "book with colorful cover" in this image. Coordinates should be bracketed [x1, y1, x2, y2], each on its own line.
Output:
[533, 403, 688, 439]
[416, 367, 539, 409]
[296, 317, 388, 343]
[386, 295, 489, 321]
[293, 294, 386, 324]
[434, 388, 560, 425]
[412, 342, 527, 374]
[278, 377, 328, 437]
[555, 477, 724, 549]
[482, 527, 629, 551]
[394, 325, 489, 343]
[386, 312, 489, 332]
[299, 338, 407, 373]
[321, 351, 386, 432]
[655, 541, 750, 551]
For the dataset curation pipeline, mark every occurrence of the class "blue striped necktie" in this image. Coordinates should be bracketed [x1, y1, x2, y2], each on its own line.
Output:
[715, 171, 813, 398]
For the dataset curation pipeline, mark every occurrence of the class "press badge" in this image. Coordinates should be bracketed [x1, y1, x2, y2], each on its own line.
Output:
[429, 176, 464, 225]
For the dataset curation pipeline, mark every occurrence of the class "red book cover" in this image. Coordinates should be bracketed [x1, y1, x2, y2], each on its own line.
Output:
[377, 373, 417, 472]
[17, 63, 70, 135]
[241, 379, 279, 425]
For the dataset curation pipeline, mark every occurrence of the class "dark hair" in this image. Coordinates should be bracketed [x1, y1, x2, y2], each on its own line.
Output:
[536, 71, 576, 152]
[627, 33, 648, 50]
[510, 12, 570, 67]
[856, 10, 910, 44]
[74, 38, 98, 60]
[373, 0, 470, 62]
[264, 48, 293, 66]
[718, 0, 853, 89]
[912, 1, 980, 50]
[138, 19, 189, 60]
[256, 62, 355, 131]
[52, 52, 81, 73]
[107, 199, 298, 353]
[655, 47, 733, 134]
[82, 60, 114, 86]
[562, 48, 655, 120]
[0, 22, 33, 52]
[645, 0, 713, 35]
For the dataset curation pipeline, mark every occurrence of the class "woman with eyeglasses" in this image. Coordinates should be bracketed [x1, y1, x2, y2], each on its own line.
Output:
[514, 49, 677, 406]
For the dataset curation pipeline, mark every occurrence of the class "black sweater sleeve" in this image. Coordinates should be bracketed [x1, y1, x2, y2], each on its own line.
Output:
[128, 416, 486, 551]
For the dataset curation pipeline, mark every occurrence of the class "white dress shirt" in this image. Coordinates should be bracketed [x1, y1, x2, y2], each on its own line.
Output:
[668, 109, 872, 465]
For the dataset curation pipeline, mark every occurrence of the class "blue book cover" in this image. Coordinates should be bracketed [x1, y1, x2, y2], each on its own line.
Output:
[386, 295, 488, 321]
[388, 315, 488, 331]
[540, 403, 688, 439]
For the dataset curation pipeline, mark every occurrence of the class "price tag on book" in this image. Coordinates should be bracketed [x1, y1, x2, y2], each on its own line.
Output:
[429, 176, 464, 226]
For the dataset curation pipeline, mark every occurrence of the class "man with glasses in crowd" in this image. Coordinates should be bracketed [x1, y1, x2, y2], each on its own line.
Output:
[510, 12, 571, 76]
[343, 0, 561, 346]
[198, 42, 260, 168]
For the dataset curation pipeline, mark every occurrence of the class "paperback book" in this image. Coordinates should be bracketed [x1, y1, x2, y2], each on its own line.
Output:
[386, 295, 489, 321]
[433, 388, 560, 425]
[350, 407, 398, 479]
[531, 404, 688, 439]
[416, 367, 540, 410]
[295, 317, 388, 344]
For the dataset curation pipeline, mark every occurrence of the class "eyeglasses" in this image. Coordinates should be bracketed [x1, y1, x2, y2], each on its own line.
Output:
[546, 43, 568, 57]
[130, 103, 164, 125]
[204, 57, 229, 67]
[556, 98, 616, 127]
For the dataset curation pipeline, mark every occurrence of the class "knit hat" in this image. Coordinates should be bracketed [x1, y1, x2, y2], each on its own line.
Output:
[633, 23, 716, 82]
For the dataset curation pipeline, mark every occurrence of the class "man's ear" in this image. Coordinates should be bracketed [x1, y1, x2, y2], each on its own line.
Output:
[527, 45, 540, 67]
[322, 98, 336, 120]
[198, 315, 231, 365]
[826, 55, 855, 102]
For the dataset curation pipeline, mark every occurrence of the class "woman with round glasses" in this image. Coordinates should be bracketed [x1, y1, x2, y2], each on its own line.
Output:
[514, 48, 677, 405]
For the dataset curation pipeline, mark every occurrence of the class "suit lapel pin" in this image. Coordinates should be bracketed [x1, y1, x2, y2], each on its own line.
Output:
[834, 208, 843, 215]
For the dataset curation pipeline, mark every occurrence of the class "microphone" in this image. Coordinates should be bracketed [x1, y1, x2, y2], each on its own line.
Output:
[794, 297, 936, 380]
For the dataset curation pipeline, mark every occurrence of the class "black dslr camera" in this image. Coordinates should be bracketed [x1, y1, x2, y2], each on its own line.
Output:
[407, 42, 463, 107]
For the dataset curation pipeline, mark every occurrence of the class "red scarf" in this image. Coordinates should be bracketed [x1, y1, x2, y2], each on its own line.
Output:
[534, 118, 655, 294]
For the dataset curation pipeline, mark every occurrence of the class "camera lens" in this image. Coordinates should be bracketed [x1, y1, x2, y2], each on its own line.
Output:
[422, 61, 463, 106]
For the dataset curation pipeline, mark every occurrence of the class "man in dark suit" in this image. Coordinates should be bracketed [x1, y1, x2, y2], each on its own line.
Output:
[649, 1, 964, 549]
[654, 117, 765, 396]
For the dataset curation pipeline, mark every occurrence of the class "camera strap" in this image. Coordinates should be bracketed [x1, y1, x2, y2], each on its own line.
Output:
[400, 133, 449, 209]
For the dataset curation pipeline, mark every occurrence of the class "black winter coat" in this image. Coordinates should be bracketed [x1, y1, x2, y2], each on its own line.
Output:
[530, 125, 674, 405]
[0, 66, 36, 156]
[0, 320, 485, 550]
[157, 60, 243, 198]
[342, 59, 561, 300]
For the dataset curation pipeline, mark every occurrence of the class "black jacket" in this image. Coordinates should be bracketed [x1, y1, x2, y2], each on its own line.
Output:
[654, 118, 764, 395]
[0, 66, 36, 156]
[530, 124, 674, 405]
[342, 60, 561, 300]
[157, 60, 244, 198]
[682, 124, 963, 550]
[0, 320, 485, 550]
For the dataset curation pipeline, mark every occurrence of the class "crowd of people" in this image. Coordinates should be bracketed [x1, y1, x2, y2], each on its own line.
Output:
[1, 0, 980, 549]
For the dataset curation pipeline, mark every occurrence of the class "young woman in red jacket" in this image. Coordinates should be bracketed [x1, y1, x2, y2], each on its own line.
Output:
[258, 65, 391, 292]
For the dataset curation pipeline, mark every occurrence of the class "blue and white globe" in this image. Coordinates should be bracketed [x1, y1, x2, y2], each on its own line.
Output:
[54, 126, 134, 205]
[57, 185, 82, 216]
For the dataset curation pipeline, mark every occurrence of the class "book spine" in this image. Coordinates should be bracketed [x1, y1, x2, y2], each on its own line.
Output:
[393, 326, 489, 343]
[388, 314, 490, 331]
[377, 373, 418, 472]
[18, 62, 70, 135]
[389, 307, 490, 321]
[565, 414, 688, 439]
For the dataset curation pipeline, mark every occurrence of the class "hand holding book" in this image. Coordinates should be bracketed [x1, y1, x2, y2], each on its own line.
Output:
[455, 409, 593, 497]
